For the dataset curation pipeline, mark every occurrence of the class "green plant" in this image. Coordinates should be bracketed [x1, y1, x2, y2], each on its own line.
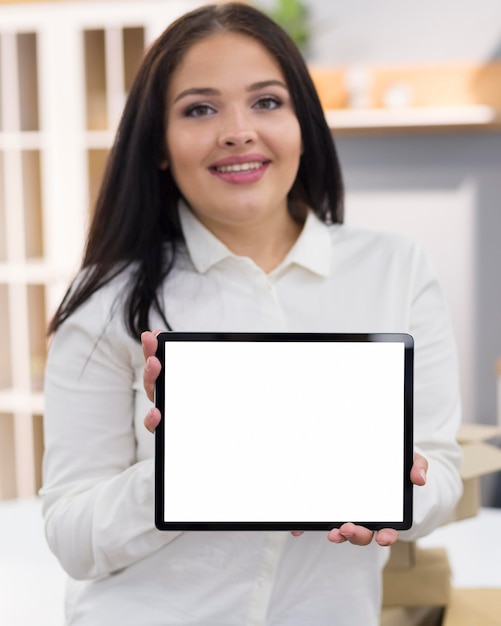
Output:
[265, 0, 310, 54]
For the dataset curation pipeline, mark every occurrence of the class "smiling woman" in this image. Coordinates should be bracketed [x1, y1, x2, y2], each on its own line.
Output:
[47, 1, 342, 337]
[164, 32, 303, 269]
[40, 3, 462, 626]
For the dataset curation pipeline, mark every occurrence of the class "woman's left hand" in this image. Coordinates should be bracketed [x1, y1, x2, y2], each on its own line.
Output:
[142, 330, 163, 433]
[293, 451, 428, 546]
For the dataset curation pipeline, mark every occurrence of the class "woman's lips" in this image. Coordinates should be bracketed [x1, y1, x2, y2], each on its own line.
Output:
[215, 161, 263, 174]
[209, 157, 271, 184]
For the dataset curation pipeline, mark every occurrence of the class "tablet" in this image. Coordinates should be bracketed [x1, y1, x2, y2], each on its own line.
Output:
[155, 332, 413, 531]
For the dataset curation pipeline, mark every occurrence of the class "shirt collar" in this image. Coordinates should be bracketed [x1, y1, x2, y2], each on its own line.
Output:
[178, 201, 234, 273]
[277, 210, 332, 278]
[178, 200, 332, 278]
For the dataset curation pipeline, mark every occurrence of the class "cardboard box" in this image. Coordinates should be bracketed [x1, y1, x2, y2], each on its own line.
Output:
[457, 423, 501, 443]
[386, 540, 416, 570]
[386, 422, 501, 573]
[308, 67, 347, 109]
[382, 547, 451, 608]
[309, 62, 501, 112]
[370, 62, 501, 108]
[383, 424, 501, 614]
[449, 423, 501, 522]
[442, 588, 501, 626]
[381, 606, 443, 626]
[497, 357, 501, 426]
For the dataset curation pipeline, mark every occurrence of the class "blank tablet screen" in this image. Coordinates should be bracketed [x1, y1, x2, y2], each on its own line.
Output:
[155, 332, 413, 531]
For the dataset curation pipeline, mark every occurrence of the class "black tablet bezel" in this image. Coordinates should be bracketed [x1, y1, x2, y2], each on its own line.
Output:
[155, 332, 413, 532]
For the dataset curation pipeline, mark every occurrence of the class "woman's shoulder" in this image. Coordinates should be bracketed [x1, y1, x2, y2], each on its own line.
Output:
[328, 222, 425, 259]
[48, 264, 141, 372]
[325, 223, 437, 284]
[58, 264, 137, 336]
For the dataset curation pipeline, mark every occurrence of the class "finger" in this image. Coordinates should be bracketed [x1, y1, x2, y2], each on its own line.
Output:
[291, 531, 304, 537]
[143, 355, 162, 402]
[141, 329, 162, 361]
[411, 451, 428, 486]
[375, 528, 399, 546]
[328, 523, 374, 546]
[144, 407, 162, 433]
[326, 528, 348, 544]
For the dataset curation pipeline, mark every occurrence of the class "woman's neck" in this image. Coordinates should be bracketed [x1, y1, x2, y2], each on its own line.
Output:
[202, 211, 304, 273]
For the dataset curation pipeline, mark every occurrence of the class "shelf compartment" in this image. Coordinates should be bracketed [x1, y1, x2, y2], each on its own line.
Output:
[0, 409, 44, 499]
[0, 36, 3, 131]
[0, 284, 12, 389]
[0, 413, 17, 499]
[84, 25, 146, 134]
[27, 284, 47, 393]
[22, 149, 44, 259]
[84, 29, 107, 131]
[32, 413, 44, 494]
[87, 148, 109, 217]
[123, 27, 145, 93]
[0, 151, 5, 262]
[17, 32, 39, 132]
[12, 411, 37, 498]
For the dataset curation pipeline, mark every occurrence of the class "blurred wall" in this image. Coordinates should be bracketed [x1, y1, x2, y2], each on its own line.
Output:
[335, 133, 501, 506]
[262, 0, 501, 502]
[337, 134, 501, 429]
[260, 0, 501, 64]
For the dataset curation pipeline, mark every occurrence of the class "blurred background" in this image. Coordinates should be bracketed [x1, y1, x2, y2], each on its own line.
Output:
[0, 0, 501, 624]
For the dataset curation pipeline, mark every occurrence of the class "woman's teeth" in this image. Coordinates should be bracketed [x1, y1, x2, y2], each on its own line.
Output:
[216, 161, 262, 173]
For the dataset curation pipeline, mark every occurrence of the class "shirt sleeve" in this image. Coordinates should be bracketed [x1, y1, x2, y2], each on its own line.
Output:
[40, 281, 182, 580]
[398, 243, 463, 541]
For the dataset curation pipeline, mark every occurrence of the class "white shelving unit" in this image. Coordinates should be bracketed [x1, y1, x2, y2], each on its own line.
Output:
[1, 0, 499, 501]
[325, 104, 501, 134]
[0, 0, 203, 500]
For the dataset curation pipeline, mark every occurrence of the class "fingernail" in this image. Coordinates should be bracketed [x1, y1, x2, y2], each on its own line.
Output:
[419, 468, 427, 483]
[146, 357, 151, 372]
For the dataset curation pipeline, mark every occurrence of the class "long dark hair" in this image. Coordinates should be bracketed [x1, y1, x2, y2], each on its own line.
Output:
[48, 2, 344, 340]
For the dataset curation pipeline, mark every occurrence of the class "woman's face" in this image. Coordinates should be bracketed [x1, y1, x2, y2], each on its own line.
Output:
[165, 31, 302, 239]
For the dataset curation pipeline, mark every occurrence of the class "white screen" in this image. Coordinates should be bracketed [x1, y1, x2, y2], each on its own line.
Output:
[161, 340, 405, 523]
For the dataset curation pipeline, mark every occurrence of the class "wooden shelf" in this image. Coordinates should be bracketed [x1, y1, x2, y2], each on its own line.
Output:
[0, 388, 44, 414]
[0, 132, 46, 150]
[0, 260, 67, 284]
[82, 130, 115, 149]
[325, 105, 501, 135]
[0, 0, 199, 500]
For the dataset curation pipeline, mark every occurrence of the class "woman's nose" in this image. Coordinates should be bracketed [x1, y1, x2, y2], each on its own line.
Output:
[217, 108, 257, 148]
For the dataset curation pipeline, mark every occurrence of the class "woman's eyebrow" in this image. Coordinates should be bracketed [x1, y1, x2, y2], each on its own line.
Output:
[173, 80, 288, 104]
[247, 79, 288, 92]
[173, 87, 220, 104]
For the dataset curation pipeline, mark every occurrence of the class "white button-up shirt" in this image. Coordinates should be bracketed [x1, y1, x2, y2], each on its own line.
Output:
[41, 204, 462, 626]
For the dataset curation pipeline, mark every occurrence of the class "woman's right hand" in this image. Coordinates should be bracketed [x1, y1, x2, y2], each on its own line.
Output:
[141, 330, 163, 433]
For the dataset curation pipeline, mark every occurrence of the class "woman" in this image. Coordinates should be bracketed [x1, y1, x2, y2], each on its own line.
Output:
[41, 3, 462, 625]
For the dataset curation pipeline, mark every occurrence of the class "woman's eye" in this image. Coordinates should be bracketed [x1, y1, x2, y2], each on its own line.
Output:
[253, 96, 282, 110]
[185, 104, 215, 118]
